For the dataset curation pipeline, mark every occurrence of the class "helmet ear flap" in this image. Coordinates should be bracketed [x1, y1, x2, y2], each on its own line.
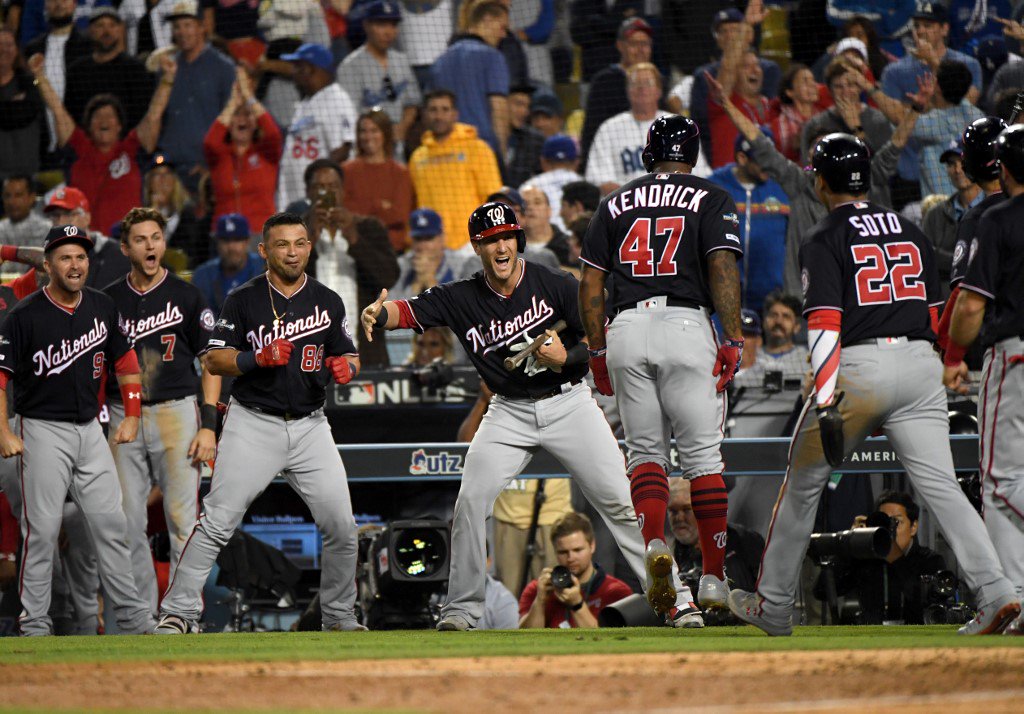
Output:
[642, 148, 655, 173]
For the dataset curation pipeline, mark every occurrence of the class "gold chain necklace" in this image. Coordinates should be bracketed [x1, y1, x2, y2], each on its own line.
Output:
[267, 274, 285, 328]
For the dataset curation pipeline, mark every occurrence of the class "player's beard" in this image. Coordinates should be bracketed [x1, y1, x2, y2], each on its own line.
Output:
[271, 258, 306, 284]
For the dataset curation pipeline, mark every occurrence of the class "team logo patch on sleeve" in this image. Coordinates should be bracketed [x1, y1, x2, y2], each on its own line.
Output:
[215, 319, 235, 331]
[801, 268, 810, 296]
[952, 241, 965, 267]
[723, 212, 739, 227]
[725, 233, 740, 243]
[200, 309, 216, 331]
[341, 317, 353, 340]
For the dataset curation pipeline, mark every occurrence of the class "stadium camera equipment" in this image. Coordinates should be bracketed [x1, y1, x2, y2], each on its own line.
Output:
[810, 511, 893, 624]
[920, 570, 972, 625]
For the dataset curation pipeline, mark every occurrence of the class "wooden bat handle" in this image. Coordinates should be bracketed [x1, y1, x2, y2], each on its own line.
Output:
[504, 320, 568, 371]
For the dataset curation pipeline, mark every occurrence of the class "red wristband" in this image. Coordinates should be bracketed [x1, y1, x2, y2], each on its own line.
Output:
[943, 341, 967, 367]
[0, 246, 17, 262]
[120, 383, 142, 417]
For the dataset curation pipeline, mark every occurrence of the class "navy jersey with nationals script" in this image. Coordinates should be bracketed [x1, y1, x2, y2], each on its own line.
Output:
[104, 271, 216, 404]
[960, 194, 1024, 348]
[949, 191, 1005, 288]
[397, 260, 588, 399]
[203, 273, 357, 414]
[0, 287, 134, 421]
[800, 201, 942, 344]
[580, 172, 742, 312]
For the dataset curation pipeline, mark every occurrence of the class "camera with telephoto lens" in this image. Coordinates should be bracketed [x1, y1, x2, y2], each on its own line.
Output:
[763, 369, 783, 393]
[807, 511, 894, 562]
[410, 358, 455, 392]
[920, 570, 972, 625]
[550, 565, 574, 591]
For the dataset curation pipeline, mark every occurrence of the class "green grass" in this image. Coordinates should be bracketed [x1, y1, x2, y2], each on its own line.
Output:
[1, 626, 1022, 665]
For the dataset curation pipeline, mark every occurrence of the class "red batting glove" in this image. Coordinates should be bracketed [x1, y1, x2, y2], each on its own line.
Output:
[713, 338, 744, 393]
[255, 339, 294, 368]
[325, 356, 355, 385]
[589, 351, 613, 396]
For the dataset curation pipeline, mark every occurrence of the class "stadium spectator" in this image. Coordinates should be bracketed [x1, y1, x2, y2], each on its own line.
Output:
[920, 139, 981, 294]
[817, 491, 948, 625]
[770, 63, 828, 163]
[578, 17, 654, 167]
[408, 90, 502, 252]
[0, 30, 45, 181]
[0, 175, 49, 249]
[119, 0, 196, 54]
[257, 0, 330, 46]
[519, 184, 569, 266]
[810, 23, 886, 85]
[276, 42, 356, 210]
[734, 291, 809, 389]
[204, 0, 263, 64]
[503, 83, 544, 188]
[203, 68, 282, 239]
[142, 153, 207, 265]
[430, 0, 510, 156]
[336, 0, 420, 146]
[691, 4, 782, 164]
[667, 478, 764, 594]
[585, 63, 667, 193]
[389, 208, 464, 301]
[191, 212, 265, 315]
[909, 59, 983, 196]
[43, 186, 131, 288]
[398, 0, 454, 90]
[64, 7, 153, 130]
[528, 135, 582, 232]
[946, 0, 1012, 52]
[31, 52, 175, 233]
[559, 179, 600, 231]
[299, 158, 399, 365]
[825, 1, 915, 60]
[564, 213, 589, 276]
[406, 325, 456, 366]
[159, 0, 235, 189]
[528, 90, 564, 138]
[568, 0, 643, 82]
[879, 1, 982, 206]
[707, 131, 789, 312]
[342, 108, 415, 253]
[508, 0, 555, 87]
[800, 59, 892, 162]
[519, 512, 632, 628]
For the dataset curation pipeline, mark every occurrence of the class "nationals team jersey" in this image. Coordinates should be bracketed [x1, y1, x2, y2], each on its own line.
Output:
[800, 201, 942, 345]
[204, 273, 357, 414]
[580, 172, 743, 313]
[103, 271, 216, 404]
[398, 259, 589, 399]
[0, 287, 133, 422]
[949, 190, 1005, 287]
[960, 193, 1024, 348]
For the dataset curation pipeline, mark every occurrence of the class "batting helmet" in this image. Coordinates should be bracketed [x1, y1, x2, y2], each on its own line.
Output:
[995, 124, 1024, 183]
[468, 201, 526, 253]
[960, 116, 1006, 183]
[810, 133, 871, 194]
[641, 115, 700, 172]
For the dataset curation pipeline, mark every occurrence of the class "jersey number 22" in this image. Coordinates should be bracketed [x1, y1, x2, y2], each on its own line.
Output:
[619, 216, 684, 277]
[851, 242, 926, 305]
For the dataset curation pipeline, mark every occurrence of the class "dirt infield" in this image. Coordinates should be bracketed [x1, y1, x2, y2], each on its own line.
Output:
[3, 647, 1023, 712]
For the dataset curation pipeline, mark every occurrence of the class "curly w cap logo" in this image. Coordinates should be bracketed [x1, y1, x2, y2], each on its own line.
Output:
[64, 225, 79, 237]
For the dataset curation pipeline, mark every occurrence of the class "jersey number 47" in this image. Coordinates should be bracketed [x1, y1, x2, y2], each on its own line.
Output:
[619, 216, 684, 277]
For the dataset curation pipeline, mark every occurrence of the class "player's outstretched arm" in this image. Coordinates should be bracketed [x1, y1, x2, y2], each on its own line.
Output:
[360, 288, 399, 342]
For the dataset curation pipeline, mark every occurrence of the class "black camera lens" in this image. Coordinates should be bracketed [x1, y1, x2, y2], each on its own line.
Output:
[550, 565, 573, 590]
[393, 528, 447, 577]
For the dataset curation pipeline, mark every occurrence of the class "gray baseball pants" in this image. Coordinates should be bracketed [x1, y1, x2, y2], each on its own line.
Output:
[756, 339, 1016, 615]
[160, 400, 359, 629]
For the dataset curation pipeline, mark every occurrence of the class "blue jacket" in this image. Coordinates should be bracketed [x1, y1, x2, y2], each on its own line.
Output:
[707, 165, 790, 313]
[192, 252, 266, 317]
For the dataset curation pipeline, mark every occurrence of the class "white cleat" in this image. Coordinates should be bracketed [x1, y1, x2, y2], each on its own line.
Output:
[698, 573, 730, 610]
[154, 614, 199, 635]
[727, 590, 792, 637]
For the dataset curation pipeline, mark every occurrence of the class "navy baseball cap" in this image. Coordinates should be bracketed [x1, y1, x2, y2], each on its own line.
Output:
[487, 186, 525, 209]
[281, 43, 334, 72]
[940, 137, 964, 164]
[740, 308, 762, 336]
[410, 208, 443, 238]
[736, 126, 774, 156]
[45, 224, 94, 253]
[542, 135, 578, 161]
[713, 8, 744, 30]
[363, 0, 402, 22]
[530, 92, 564, 118]
[215, 213, 251, 240]
[912, 1, 948, 23]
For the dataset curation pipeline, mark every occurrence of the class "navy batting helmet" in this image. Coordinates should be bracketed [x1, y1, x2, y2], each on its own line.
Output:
[995, 124, 1024, 184]
[961, 116, 1006, 183]
[468, 201, 526, 252]
[811, 133, 871, 194]
[641, 115, 700, 172]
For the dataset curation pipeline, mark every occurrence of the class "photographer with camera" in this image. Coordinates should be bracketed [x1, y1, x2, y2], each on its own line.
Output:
[816, 491, 948, 625]
[518, 513, 633, 628]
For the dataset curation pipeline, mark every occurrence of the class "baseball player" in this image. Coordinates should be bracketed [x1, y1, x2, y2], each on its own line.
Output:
[579, 114, 744, 614]
[944, 124, 1024, 634]
[0, 225, 155, 636]
[103, 207, 222, 612]
[727, 133, 1020, 636]
[361, 201, 704, 630]
[155, 212, 364, 634]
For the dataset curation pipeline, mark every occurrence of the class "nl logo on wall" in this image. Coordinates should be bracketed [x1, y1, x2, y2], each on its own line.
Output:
[409, 448, 465, 476]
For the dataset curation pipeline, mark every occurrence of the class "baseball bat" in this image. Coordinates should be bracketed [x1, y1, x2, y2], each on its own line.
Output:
[504, 320, 567, 371]
[1010, 90, 1024, 124]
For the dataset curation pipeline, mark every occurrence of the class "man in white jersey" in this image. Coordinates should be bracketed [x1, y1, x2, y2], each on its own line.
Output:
[276, 43, 356, 210]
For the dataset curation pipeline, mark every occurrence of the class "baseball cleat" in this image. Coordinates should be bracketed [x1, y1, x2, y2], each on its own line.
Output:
[644, 538, 676, 615]
[666, 603, 704, 629]
[727, 590, 792, 637]
[436, 614, 475, 631]
[958, 596, 1021, 635]
[323, 621, 369, 632]
[1003, 613, 1024, 636]
[154, 614, 199, 635]
[698, 573, 730, 610]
